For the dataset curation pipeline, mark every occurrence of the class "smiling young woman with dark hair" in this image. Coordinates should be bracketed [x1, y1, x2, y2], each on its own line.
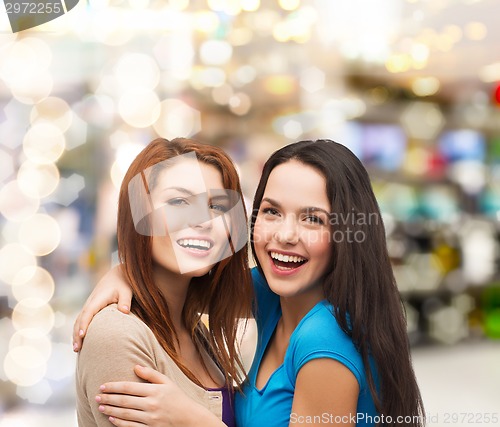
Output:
[74, 139, 424, 427]
[241, 140, 424, 426]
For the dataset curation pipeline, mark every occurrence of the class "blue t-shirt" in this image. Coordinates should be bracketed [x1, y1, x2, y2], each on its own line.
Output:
[234, 268, 379, 427]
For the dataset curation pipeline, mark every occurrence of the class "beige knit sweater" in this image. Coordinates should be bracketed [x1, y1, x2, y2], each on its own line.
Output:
[76, 304, 224, 426]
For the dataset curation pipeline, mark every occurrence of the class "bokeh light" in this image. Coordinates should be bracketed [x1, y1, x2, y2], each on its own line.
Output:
[10, 71, 53, 105]
[17, 161, 60, 199]
[429, 306, 468, 345]
[114, 53, 160, 90]
[465, 21, 487, 41]
[300, 67, 326, 93]
[0, 181, 40, 222]
[12, 266, 55, 305]
[23, 123, 66, 165]
[3, 346, 47, 387]
[241, 0, 260, 12]
[279, 0, 300, 11]
[9, 329, 52, 362]
[401, 102, 445, 140]
[229, 92, 252, 115]
[0, 243, 37, 285]
[263, 75, 296, 95]
[212, 84, 234, 105]
[200, 40, 233, 66]
[12, 300, 55, 334]
[207, 0, 242, 15]
[412, 77, 440, 96]
[118, 89, 161, 128]
[110, 143, 146, 189]
[153, 99, 201, 139]
[0, 148, 15, 183]
[31, 97, 73, 133]
[18, 214, 61, 256]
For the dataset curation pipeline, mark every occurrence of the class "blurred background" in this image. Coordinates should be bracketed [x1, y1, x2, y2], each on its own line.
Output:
[1, 0, 500, 425]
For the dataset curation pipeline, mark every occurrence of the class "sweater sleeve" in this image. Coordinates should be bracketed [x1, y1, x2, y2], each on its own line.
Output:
[76, 305, 158, 427]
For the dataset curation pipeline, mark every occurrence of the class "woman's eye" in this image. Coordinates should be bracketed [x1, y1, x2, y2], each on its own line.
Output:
[262, 207, 279, 216]
[167, 198, 189, 206]
[304, 215, 324, 225]
[210, 203, 229, 213]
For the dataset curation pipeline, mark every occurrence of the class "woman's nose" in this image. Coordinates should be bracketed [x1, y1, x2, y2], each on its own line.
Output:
[273, 215, 299, 244]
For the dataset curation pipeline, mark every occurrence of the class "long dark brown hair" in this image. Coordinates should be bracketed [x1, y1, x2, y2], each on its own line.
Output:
[250, 139, 424, 425]
[117, 137, 253, 389]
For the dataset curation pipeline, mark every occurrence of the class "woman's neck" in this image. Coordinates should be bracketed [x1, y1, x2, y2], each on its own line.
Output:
[152, 264, 191, 331]
[279, 289, 324, 336]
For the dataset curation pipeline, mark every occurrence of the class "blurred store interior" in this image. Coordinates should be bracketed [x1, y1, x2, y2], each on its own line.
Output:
[1, 0, 500, 425]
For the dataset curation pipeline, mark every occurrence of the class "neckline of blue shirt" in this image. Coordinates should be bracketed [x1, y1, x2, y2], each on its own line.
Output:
[252, 299, 330, 394]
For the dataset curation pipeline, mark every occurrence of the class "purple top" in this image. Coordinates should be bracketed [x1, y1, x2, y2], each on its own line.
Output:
[206, 386, 235, 427]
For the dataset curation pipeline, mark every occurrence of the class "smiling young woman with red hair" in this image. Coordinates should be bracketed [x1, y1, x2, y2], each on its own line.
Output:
[75, 137, 252, 427]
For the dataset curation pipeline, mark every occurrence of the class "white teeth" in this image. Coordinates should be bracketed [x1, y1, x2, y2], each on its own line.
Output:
[178, 239, 211, 249]
[270, 252, 306, 263]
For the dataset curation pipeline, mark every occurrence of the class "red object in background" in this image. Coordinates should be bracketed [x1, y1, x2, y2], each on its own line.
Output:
[494, 83, 500, 105]
[428, 148, 447, 179]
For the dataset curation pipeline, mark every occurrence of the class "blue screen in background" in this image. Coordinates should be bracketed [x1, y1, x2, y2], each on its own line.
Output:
[362, 124, 407, 172]
[439, 129, 486, 163]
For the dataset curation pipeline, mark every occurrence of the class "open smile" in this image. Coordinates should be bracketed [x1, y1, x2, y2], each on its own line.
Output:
[268, 250, 308, 275]
[176, 238, 215, 257]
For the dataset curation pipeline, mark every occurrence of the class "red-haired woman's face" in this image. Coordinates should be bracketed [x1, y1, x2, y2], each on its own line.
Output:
[148, 158, 234, 277]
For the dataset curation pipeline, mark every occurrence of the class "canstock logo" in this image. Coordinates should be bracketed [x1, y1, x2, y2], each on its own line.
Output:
[4, 0, 79, 33]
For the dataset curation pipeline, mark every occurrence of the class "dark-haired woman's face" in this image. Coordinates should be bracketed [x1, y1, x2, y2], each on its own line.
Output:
[253, 160, 332, 299]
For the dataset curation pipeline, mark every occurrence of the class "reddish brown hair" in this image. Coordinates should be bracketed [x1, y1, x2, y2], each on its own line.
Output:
[117, 137, 253, 389]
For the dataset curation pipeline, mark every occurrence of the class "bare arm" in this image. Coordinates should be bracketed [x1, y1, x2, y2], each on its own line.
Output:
[73, 265, 133, 351]
[290, 358, 359, 426]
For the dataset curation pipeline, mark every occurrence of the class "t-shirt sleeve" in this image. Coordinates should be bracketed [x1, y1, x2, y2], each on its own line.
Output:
[76, 306, 158, 427]
[286, 306, 366, 392]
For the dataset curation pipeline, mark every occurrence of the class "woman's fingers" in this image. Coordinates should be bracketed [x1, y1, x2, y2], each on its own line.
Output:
[108, 416, 145, 427]
[72, 293, 96, 351]
[72, 298, 103, 351]
[96, 393, 149, 411]
[98, 404, 146, 424]
[72, 311, 83, 351]
[100, 381, 152, 397]
[72, 266, 133, 352]
[134, 365, 170, 385]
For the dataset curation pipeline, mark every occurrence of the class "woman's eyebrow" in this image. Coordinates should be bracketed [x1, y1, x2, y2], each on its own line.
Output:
[262, 197, 281, 207]
[210, 194, 230, 201]
[159, 187, 195, 195]
[262, 197, 329, 215]
[302, 206, 330, 216]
